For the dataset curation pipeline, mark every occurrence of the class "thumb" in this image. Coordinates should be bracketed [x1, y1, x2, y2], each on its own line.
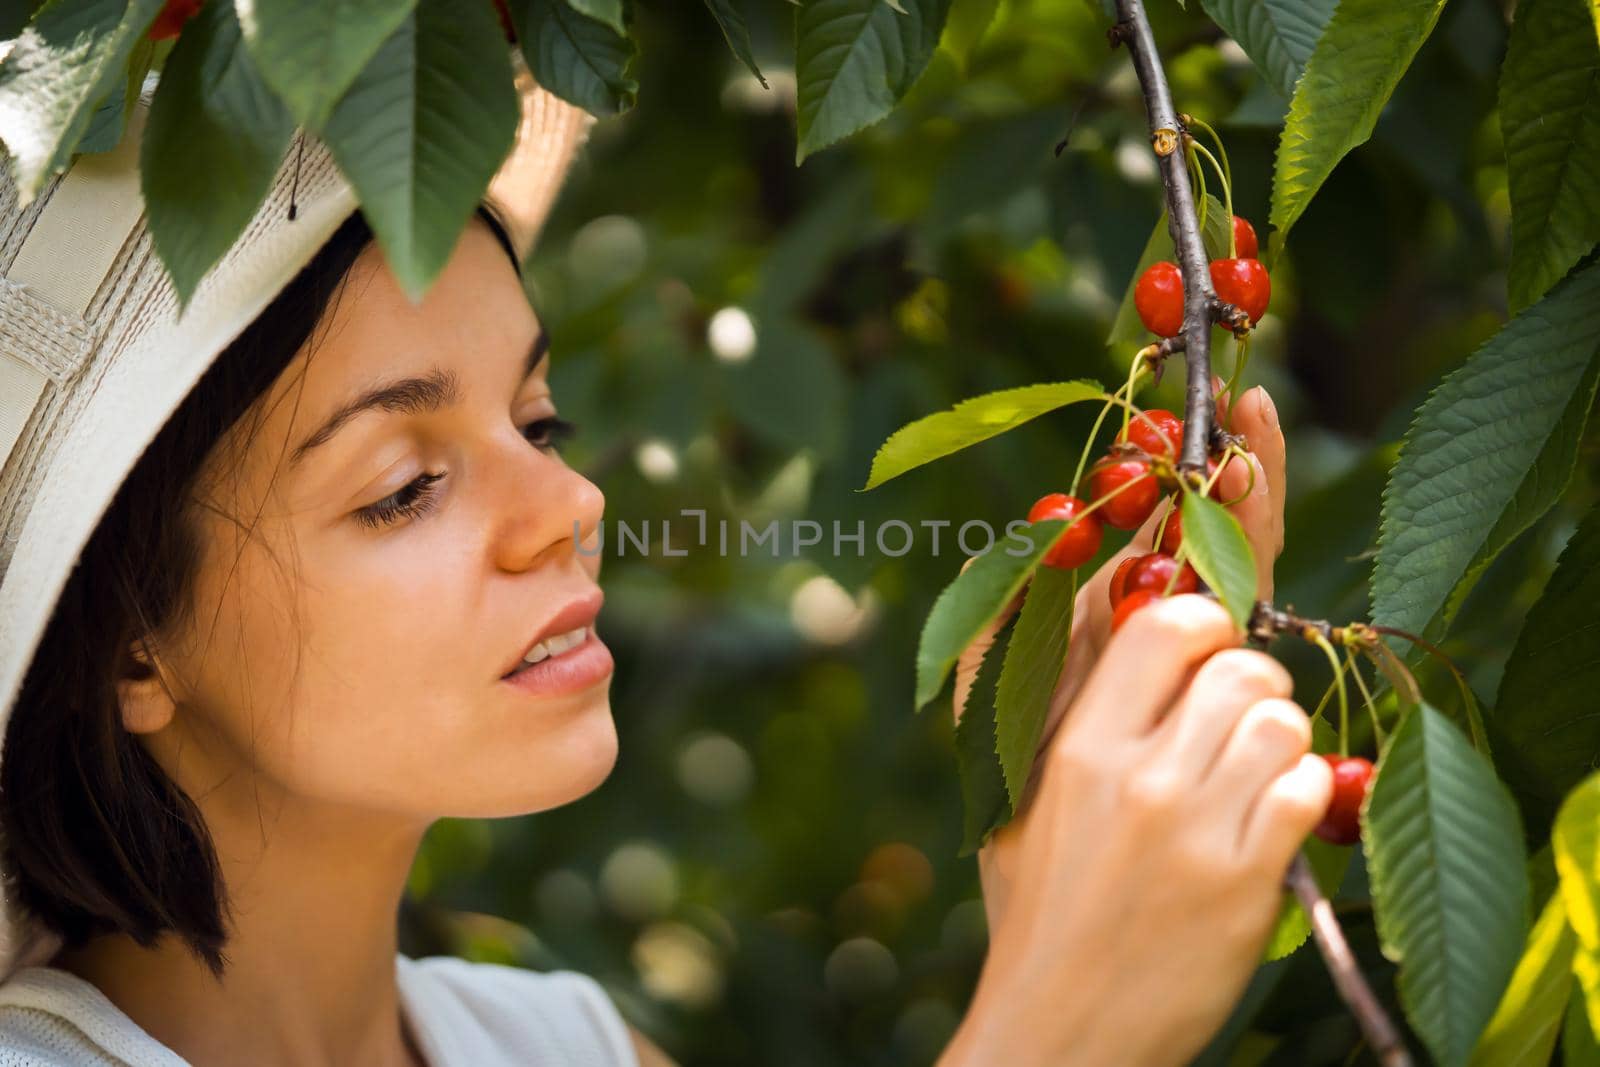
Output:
[952, 556, 1028, 724]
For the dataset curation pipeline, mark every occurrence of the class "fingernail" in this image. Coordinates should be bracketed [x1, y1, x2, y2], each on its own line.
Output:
[1259, 387, 1279, 431]
[1211, 375, 1224, 394]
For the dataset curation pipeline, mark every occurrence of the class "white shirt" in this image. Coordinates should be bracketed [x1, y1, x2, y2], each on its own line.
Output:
[0, 952, 641, 1066]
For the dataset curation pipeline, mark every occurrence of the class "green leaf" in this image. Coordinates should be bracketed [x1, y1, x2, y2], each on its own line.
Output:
[236, 0, 417, 130]
[1106, 193, 1232, 348]
[1493, 502, 1600, 832]
[702, 0, 767, 87]
[1567, 978, 1600, 1066]
[937, 0, 1000, 72]
[141, 0, 293, 306]
[1499, 0, 1600, 313]
[1555, 774, 1600, 1041]
[1468, 888, 1575, 1066]
[321, 0, 519, 302]
[0, 0, 164, 204]
[1365, 703, 1530, 1067]
[1269, 0, 1448, 239]
[1178, 492, 1257, 630]
[860, 381, 1103, 491]
[994, 565, 1075, 809]
[1200, 0, 1338, 100]
[517, 0, 637, 115]
[1446, 351, 1600, 627]
[1371, 259, 1600, 640]
[793, 0, 952, 164]
[564, 0, 624, 35]
[914, 519, 1065, 711]
[956, 615, 1014, 857]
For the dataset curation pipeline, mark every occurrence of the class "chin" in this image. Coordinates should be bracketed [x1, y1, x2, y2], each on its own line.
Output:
[476, 692, 620, 818]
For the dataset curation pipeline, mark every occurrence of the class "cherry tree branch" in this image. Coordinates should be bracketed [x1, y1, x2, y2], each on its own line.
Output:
[1108, 4, 1413, 1063]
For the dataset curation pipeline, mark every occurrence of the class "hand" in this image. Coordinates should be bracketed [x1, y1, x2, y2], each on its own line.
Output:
[952, 382, 1288, 930]
[941, 596, 1333, 1067]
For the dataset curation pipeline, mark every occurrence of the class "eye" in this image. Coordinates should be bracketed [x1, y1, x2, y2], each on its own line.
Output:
[352, 418, 579, 530]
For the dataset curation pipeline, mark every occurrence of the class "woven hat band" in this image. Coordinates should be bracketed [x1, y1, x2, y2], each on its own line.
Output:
[0, 107, 147, 481]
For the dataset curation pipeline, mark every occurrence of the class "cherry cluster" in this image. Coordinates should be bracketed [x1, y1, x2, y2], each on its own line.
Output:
[1026, 407, 1214, 632]
[1133, 215, 1271, 337]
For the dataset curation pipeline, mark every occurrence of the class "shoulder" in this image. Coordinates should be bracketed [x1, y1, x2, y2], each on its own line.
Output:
[399, 954, 662, 1067]
[0, 969, 144, 1067]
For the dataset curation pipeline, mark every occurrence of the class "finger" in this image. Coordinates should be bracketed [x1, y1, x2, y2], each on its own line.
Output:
[1239, 750, 1335, 872]
[1230, 386, 1286, 559]
[952, 557, 1028, 724]
[1146, 649, 1294, 783]
[1058, 593, 1239, 749]
[1196, 697, 1312, 832]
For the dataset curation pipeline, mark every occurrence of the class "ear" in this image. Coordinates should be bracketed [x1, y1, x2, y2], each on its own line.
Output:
[117, 637, 179, 735]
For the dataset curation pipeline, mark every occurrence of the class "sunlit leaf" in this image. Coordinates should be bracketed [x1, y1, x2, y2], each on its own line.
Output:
[1468, 889, 1575, 1066]
[861, 381, 1104, 490]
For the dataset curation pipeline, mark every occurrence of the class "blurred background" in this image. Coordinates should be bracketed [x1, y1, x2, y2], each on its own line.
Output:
[396, 0, 1591, 1062]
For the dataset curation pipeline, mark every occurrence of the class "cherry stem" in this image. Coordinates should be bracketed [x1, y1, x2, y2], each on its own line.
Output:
[1368, 625, 1491, 756]
[1345, 646, 1387, 749]
[1284, 855, 1415, 1067]
[1190, 141, 1233, 255]
[1070, 364, 1151, 492]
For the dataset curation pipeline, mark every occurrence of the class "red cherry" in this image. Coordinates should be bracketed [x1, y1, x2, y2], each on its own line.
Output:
[1089, 458, 1160, 531]
[1157, 505, 1183, 555]
[1313, 755, 1375, 846]
[1027, 494, 1103, 570]
[148, 0, 203, 38]
[492, 0, 518, 41]
[1134, 261, 1184, 338]
[1210, 258, 1271, 324]
[1117, 409, 1184, 460]
[1112, 589, 1160, 633]
[1232, 215, 1259, 260]
[1124, 552, 1199, 599]
[1108, 556, 1138, 609]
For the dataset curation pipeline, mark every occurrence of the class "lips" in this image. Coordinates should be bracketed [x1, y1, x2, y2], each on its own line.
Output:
[501, 587, 605, 678]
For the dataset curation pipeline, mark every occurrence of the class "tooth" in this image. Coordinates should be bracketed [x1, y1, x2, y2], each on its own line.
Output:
[547, 632, 575, 655]
[524, 642, 551, 664]
[564, 626, 587, 645]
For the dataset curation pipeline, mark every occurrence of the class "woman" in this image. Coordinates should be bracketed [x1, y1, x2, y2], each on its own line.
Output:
[0, 74, 1329, 1067]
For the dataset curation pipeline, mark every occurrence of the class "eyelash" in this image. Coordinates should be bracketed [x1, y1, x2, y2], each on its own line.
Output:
[353, 416, 579, 530]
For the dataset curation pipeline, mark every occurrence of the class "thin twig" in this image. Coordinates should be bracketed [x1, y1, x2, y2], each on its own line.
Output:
[1284, 856, 1414, 1066]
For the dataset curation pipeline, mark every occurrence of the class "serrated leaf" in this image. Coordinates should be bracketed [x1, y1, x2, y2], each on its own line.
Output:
[517, 0, 637, 115]
[994, 564, 1075, 809]
[1365, 703, 1530, 1067]
[1179, 492, 1257, 630]
[1106, 193, 1232, 348]
[321, 0, 519, 302]
[860, 381, 1104, 490]
[1467, 888, 1575, 1066]
[0, 0, 164, 204]
[915, 519, 1066, 711]
[142, 0, 293, 306]
[565, 0, 624, 35]
[1500, 0, 1600, 313]
[1555, 774, 1600, 1040]
[1269, 0, 1447, 239]
[703, 0, 767, 87]
[1200, 0, 1338, 100]
[1372, 259, 1600, 640]
[1492, 503, 1600, 836]
[793, 0, 951, 163]
[956, 615, 1014, 857]
[236, 0, 417, 130]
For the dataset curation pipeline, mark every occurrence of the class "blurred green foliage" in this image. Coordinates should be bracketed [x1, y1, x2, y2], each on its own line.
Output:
[396, 0, 1598, 1063]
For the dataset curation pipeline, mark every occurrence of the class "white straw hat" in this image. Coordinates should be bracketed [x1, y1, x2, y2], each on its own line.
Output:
[0, 57, 595, 982]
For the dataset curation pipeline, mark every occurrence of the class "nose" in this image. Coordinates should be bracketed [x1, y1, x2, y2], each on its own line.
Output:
[493, 444, 605, 573]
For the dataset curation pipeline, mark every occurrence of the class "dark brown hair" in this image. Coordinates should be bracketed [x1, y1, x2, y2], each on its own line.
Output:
[0, 204, 519, 980]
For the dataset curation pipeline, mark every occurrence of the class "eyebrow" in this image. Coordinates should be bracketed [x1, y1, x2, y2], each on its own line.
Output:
[288, 328, 549, 469]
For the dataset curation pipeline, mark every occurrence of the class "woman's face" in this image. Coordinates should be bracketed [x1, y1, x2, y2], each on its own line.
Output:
[133, 217, 615, 825]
